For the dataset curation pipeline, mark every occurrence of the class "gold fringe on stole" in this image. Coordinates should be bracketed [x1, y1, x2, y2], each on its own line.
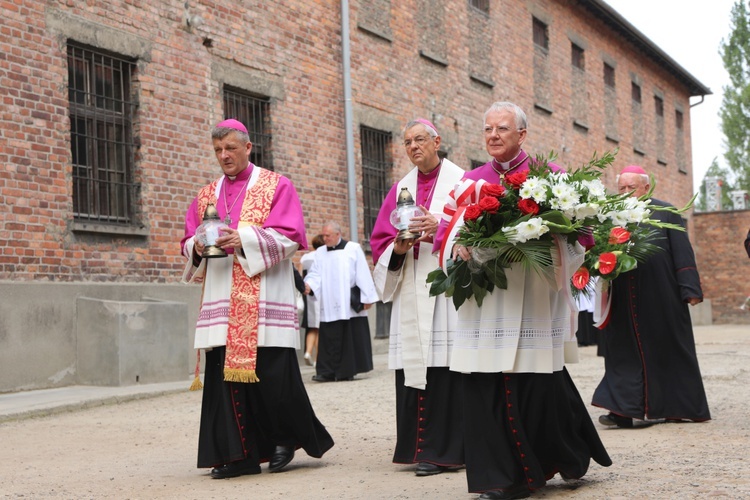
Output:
[189, 349, 204, 391]
[189, 376, 204, 391]
[223, 368, 260, 383]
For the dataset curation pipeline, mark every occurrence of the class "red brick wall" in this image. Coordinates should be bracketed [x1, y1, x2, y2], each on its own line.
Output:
[693, 210, 750, 324]
[0, 0, 700, 282]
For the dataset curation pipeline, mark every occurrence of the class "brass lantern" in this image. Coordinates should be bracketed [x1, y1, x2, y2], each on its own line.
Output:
[195, 204, 228, 258]
[388, 188, 423, 240]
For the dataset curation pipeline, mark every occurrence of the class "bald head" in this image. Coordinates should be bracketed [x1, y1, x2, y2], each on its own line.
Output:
[617, 170, 650, 197]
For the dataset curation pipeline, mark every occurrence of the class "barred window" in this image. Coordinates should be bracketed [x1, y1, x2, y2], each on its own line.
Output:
[631, 82, 642, 104]
[654, 95, 664, 117]
[603, 63, 615, 88]
[571, 43, 584, 70]
[67, 43, 138, 224]
[469, 0, 489, 14]
[360, 126, 392, 242]
[223, 87, 272, 171]
[533, 18, 549, 50]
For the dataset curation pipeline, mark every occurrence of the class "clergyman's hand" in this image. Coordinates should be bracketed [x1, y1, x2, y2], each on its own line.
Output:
[452, 244, 472, 262]
[410, 205, 439, 242]
[215, 227, 243, 251]
[393, 237, 415, 255]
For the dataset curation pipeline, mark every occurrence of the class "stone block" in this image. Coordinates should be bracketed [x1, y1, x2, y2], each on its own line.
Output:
[76, 297, 189, 386]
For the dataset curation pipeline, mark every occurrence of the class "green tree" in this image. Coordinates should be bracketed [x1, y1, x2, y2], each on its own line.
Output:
[720, 0, 750, 193]
[695, 157, 734, 211]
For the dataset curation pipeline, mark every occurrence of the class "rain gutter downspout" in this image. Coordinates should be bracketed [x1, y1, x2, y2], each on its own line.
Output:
[341, 0, 358, 242]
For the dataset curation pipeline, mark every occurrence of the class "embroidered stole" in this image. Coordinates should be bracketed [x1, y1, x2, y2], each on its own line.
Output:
[196, 168, 280, 383]
[398, 161, 464, 389]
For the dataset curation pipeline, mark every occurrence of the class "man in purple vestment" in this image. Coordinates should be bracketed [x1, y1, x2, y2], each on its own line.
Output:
[181, 119, 333, 479]
[434, 102, 610, 500]
[371, 119, 466, 477]
[745, 228, 750, 258]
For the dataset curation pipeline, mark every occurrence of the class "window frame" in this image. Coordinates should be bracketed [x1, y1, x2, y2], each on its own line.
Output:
[571, 43, 585, 70]
[654, 95, 664, 117]
[532, 17, 549, 51]
[631, 81, 642, 104]
[223, 86, 273, 171]
[603, 63, 616, 88]
[67, 41, 139, 227]
[360, 126, 392, 243]
[468, 0, 489, 15]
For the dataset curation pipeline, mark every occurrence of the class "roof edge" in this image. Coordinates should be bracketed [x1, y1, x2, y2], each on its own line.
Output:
[579, 0, 712, 97]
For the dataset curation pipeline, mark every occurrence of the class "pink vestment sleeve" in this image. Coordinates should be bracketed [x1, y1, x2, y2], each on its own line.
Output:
[181, 197, 201, 258]
[263, 176, 308, 250]
[370, 184, 399, 263]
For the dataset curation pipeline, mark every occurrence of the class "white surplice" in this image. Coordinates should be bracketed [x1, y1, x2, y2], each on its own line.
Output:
[304, 241, 379, 321]
[442, 237, 584, 374]
[372, 159, 465, 389]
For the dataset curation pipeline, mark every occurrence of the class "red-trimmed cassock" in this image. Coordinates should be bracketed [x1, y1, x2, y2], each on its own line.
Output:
[593, 199, 711, 422]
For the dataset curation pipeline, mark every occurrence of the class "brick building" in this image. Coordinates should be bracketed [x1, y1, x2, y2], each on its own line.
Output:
[0, 0, 712, 391]
[693, 210, 750, 324]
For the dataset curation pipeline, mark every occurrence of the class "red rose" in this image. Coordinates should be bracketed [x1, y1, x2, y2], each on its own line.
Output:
[518, 198, 540, 215]
[608, 227, 631, 244]
[572, 267, 590, 290]
[478, 196, 501, 214]
[480, 183, 506, 198]
[505, 171, 528, 189]
[598, 252, 617, 275]
[464, 204, 483, 221]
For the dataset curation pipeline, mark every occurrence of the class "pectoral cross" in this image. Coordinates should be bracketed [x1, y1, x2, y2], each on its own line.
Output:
[224, 216, 232, 225]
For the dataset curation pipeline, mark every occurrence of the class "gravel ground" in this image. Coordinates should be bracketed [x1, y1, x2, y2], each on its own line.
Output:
[0, 325, 748, 499]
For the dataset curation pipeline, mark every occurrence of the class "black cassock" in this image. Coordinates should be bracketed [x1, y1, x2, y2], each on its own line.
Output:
[593, 199, 710, 421]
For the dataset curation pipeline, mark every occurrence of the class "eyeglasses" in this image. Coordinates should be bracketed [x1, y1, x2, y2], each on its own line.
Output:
[403, 135, 433, 148]
[483, 125, 525, 135]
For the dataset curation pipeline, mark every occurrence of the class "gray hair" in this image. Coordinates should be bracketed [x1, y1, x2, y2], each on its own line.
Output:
[323, 221, 342, 234]
[403, 120, 438, 138]
[483, 102, 528, 130]
[211, 126, 251, 144]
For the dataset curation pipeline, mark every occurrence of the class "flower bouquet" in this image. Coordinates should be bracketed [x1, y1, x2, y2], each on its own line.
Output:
[427, 150, 692, 310]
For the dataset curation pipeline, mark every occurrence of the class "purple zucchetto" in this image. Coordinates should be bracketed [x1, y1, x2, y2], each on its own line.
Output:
[216, 118, 248, 134]
[620, 165, 647, 175]
[414, 118, 438, 136]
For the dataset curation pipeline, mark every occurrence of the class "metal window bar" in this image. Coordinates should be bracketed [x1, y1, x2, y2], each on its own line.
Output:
[223, 87, 272, 171]
[360, 126, 392, 241]
[631, 82, 642, 103]
[603, 63, 616, 88]
[571, 43, 585, 70]
[654, 96, 664, 117]
[67, 43, 138, 224]
[533, 18, 549, 50]
[469, 0, 489, 14]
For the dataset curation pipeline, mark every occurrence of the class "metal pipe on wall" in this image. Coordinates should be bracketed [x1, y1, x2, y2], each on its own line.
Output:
[340, 0, 358, 242]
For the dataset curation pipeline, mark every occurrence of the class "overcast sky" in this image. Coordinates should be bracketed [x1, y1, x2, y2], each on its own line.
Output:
[604, 0, 737, 192]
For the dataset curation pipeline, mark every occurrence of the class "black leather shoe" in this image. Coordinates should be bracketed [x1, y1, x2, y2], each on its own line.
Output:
[415, 462, 444, 476]
[210, 459, 261, 479]
[479, 484, 530, 499]
[599, 413, 633, 428]
[269, 445, 295, 472]
[312, 375, 334, 382]
[414, 462, 462, 476]
[599, 413, 655, 429]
